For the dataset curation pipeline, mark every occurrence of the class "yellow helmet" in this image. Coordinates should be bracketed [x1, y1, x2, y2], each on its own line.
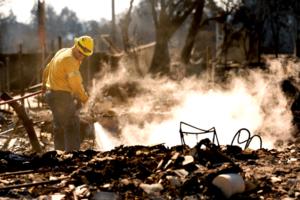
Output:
[74, 35, 94, 56]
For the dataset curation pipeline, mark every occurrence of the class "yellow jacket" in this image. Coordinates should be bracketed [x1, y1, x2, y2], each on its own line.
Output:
[42, 48, 89, 103]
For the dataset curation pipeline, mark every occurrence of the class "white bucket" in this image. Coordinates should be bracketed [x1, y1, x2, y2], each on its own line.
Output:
[212, 173, 245, 198]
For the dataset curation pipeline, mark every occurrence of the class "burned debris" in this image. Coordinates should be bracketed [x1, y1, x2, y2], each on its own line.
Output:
[0, 119, 298, 199]
[0, 139, 299, 199]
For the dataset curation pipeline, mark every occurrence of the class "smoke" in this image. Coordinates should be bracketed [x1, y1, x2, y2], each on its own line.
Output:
[87, 56, 299, 151]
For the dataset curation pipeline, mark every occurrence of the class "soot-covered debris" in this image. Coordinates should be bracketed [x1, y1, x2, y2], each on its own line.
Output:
[0, 139, 299, 199]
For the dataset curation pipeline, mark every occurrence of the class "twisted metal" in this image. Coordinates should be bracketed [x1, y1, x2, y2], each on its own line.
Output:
[179, 121, 220, 146]
[230, 128, 262, 149]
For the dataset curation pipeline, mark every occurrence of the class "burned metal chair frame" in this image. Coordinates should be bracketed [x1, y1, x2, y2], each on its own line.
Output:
[231, 128, 262, 150]
[179, 121, 220, 146]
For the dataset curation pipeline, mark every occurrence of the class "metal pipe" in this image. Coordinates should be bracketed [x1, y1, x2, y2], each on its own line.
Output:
[0, 90, 43, 106]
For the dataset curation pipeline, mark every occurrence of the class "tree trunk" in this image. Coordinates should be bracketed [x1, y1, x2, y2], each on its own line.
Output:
[148, 0, 196, 75]
[296, 37, 300, 57]
[111, 0, 116, 42]
[256, 22, 263, 63]
[295, 2, 300, 57]
[149, 32, 171, 75]
[181, 0, 205, 64]
[120, 0, 134, 52]
[270, 17, 280, 58]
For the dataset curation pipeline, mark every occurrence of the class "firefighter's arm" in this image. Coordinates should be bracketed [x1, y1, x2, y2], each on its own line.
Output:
[41, 63, 50, 92]
[67, 71, 89, 103]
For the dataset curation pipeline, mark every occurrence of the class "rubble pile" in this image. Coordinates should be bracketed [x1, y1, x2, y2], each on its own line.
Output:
[0, 139, 299, 199]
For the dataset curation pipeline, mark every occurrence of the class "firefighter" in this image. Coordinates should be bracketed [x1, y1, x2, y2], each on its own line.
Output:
[42, 35, 93, 151]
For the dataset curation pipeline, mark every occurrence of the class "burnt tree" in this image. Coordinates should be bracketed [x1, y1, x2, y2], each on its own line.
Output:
[181, 0, 205, 64]
[148, 0, 198, 75]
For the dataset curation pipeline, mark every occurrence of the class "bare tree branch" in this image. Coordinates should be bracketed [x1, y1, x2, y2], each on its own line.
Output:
[120, 0, 134, 51]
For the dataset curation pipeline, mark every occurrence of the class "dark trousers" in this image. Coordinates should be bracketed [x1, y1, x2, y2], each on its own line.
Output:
[45, 90, 80, 151]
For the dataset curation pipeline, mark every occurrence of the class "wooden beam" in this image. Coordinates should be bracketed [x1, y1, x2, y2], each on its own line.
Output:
[0, 92, 42, 153]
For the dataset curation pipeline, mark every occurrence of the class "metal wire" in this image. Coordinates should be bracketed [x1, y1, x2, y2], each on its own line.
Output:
[230, 128, 262, 149]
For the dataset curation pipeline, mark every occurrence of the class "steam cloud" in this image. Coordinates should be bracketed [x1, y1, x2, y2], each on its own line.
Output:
[87, 56, 299, 151]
